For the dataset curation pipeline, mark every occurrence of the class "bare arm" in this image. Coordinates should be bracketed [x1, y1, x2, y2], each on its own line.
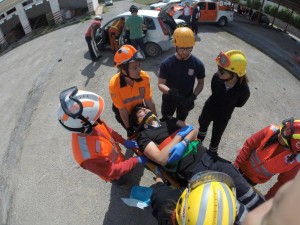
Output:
[193, 78, 204, 96]
[143, 127, 197, 166]
[119, 107, 130, 128]
[158, 78, 169, 94]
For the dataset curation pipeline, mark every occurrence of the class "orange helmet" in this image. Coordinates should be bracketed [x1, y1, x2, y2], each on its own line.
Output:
[114, 45, 145, 67]
[280, 118, 300, 153]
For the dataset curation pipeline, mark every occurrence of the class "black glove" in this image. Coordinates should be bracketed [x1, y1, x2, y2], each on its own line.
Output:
[181, 93, 197, 110]
[168, 89, 185, 102]
[126, 127, 135, 139]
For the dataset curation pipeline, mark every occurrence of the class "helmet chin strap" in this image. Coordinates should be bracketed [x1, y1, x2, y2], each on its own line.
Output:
[122, 65, 142, 82]
[219, 73, 235, 82]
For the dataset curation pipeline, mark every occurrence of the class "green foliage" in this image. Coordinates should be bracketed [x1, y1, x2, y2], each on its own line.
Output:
[232, 0, 240, 3]
[252, 0, 261, 10]
[246, 0, 251, 7]
[291, 16, 300, 29]
[263, 4, 300, 30]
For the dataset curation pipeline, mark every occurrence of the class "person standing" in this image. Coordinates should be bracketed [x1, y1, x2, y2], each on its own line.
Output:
[234, 118, 300, 200]
[197, 50, 250, 153]
[108, 17, 125, 53]
[182, 1, 193, 27]
[109, 45, 157, 138]
[57, 87, 148, 183]
[85, 15, 103, 61]
[158, 27, 205, 121]
[125, 5, 147, 57]
[191, 2, 200, 35]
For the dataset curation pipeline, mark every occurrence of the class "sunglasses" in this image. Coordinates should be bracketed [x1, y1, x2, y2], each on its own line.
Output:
[180, 171, 235, 225]
[218, 66, 233, 75]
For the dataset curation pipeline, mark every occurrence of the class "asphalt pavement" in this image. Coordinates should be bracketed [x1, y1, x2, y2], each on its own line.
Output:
[0, 1, 299, 225]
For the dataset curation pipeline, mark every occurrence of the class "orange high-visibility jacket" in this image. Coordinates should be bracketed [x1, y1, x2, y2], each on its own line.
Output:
[109, 19, 124, 33]
[234, 125, 300, 199]
[72, 121, 138, 181]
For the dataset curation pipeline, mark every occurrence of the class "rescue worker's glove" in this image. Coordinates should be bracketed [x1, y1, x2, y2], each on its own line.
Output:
[181, 93, 197, 110]
[138, 156, 149, 165]
[126, 127, 135, 139]
[167, 141, 186, 163]
[155, 166, 163, 177]
[168, 89, 185, 102]
[177, 125, 194, 138]
[124, 140, 139, 149]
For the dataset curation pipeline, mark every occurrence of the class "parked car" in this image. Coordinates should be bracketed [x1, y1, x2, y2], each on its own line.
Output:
[172, 0, 234, 26]
[250, 11, 270, 26]
[105, 0, 113, 6]
[92, 10, 186, 57]
[149, 0, 181, 10]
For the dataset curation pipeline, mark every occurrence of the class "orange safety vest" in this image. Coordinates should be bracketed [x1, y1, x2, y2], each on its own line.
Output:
[240, 125, 300, 184]
[110, 19, 124, 32]
[72, 122, 125, 174]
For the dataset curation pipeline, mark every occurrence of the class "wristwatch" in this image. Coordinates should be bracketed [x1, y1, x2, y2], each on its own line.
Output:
[183, 138, 190, 146]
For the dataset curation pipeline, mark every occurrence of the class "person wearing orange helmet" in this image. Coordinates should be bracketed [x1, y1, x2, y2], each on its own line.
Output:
[57, 86, 148, 183]
[234, 117, 300, 199]
[197, 50, 250, 153]
[158, 27, 205, 121]
[109, 45, 157, 138]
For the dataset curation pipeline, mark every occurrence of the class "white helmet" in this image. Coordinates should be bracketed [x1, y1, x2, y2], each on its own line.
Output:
[95, 15, 103, 21]
[57, 86, 105, 134]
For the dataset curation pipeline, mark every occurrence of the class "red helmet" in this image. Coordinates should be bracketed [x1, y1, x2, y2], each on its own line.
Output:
[280, 118, 300, 153]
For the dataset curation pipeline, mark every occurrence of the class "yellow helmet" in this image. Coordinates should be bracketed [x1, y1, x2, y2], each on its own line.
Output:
[216, 50, 247, 77]
[175, 171, 237, 225]
[173, 27, 195, 47]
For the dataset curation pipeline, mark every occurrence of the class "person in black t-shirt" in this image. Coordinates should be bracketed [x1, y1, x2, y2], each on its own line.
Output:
[130, 104, 264, 213]
[158, 27, 205, 121]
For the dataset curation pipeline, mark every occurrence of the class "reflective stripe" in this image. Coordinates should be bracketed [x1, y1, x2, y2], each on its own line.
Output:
[296, 154, 300, 163]
[197, 183, 211, 225]
[78, 136, 91, 160]
[217, 188, 223, 225]
[245, 193, 260, 209]
[220, 183, 234, 225]
[236, 201, 248, 223]
[250, 151, 274, 177]
[96, 140, 100, 153]
[123, 93, 144, 104]
[239, 188, 254, 202]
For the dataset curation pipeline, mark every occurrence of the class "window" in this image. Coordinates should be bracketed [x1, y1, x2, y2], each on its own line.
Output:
[208, 3, 216, 10]
[199, 2, 206, 10]
[144, 17, 155, 30]
[7, 8, 16, 15]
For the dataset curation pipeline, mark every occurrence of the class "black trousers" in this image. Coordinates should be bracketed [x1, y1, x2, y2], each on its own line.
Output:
[161, 94, 191, 121]
[191, 20, 198, 34]
[180, 149, 265, 210]
[198, 106, 229, 150]
[85, 36, 96, 61]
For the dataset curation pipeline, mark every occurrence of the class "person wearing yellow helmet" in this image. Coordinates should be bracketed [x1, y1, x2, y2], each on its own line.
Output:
[197, 50, 250, 153]
[158, 27, 205, 122]
[109, 44, 157, 138]
[151, 171, 248, 225]
[234, 117, 300, 200]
